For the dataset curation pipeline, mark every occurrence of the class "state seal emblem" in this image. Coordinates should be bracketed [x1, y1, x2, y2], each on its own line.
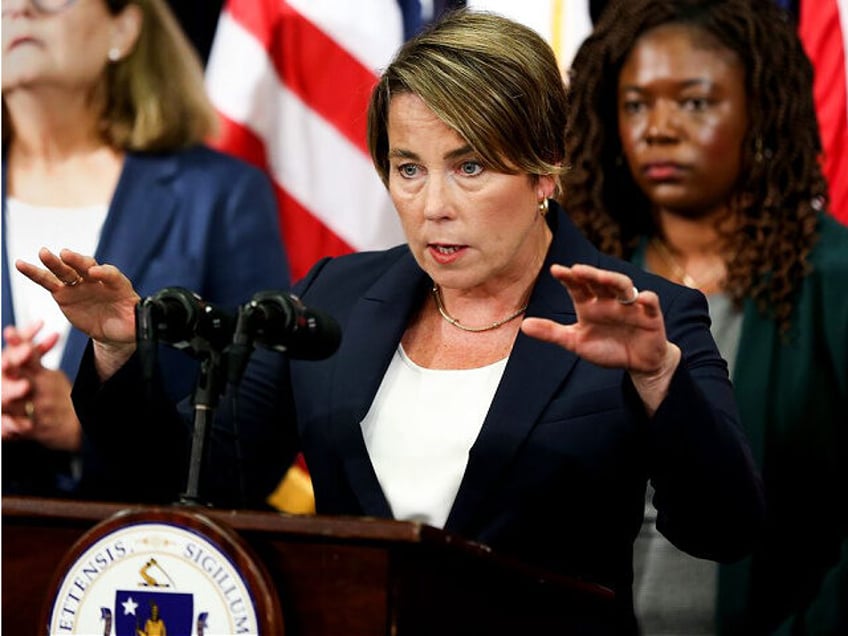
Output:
[44, 507, 282, 635]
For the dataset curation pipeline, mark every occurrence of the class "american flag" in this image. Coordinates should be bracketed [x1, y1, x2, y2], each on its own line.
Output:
[799, 0, 848, 224]
[204, 0, 411, 282]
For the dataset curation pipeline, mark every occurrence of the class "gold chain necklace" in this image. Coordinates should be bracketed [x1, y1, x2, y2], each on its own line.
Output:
[651, 238, 727, 290]
[431, 285, 528, 333]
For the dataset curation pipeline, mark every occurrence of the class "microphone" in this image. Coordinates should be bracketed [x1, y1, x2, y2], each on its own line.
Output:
[228, 291, 341, 384]
[136, 288, 235, 379]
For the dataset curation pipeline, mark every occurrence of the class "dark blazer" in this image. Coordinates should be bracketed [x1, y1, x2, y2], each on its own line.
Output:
[74, 203, 764, 632]
[717, 213, 848, 635]
[2, 146, 290, 496]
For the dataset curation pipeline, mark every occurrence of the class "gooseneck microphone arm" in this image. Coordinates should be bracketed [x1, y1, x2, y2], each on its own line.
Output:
[181, 345, 226, 506]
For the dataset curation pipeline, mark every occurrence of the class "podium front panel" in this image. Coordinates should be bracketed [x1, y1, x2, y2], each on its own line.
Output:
[3, 496, 615, 635]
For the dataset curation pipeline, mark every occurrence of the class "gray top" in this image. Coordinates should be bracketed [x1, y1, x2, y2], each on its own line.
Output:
[632, 242, 744, 635]
[705, 292, 743, 380]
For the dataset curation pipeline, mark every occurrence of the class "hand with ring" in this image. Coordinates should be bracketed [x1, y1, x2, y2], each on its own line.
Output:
[16, 248, 140, 346]
[617, 285, 639, 305]
[521, 263, 681, 414]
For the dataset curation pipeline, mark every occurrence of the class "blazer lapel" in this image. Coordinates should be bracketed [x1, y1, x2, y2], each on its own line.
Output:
[717, 300, 773, 623]
[2, 158, 15, 334]
[93, 153, 180, 283]
[444, 268, 579, 532]
[446, 207, 601, 533]
[730, 300, 773, 471]
[330, 252, 431, 517]
[1, 218, 14, 332]
[59, 154, 180, 374]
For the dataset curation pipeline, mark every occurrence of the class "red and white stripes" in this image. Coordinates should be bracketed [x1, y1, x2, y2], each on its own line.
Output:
[800, 0, 848, 224]
[205, 0, 406, 281]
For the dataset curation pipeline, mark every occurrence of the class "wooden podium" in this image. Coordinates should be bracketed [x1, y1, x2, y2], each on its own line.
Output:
[3, 495, 615, 634]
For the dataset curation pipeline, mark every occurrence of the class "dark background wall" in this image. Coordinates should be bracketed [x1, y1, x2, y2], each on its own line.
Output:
[165, 0, 225, 64]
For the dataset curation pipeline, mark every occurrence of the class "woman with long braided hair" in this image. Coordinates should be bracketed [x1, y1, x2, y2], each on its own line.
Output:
[564, 0, 848, 633]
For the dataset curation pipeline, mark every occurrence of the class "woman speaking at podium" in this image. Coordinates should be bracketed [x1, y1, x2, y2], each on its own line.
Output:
[17, 9, 764, 633]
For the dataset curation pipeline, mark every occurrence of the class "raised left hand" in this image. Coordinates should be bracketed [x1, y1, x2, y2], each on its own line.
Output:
[521, 263, 680, 414]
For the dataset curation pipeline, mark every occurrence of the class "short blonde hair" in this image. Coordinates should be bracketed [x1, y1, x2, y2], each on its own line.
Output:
[102, 0, 218, 151]
[367, 10, 568, 189]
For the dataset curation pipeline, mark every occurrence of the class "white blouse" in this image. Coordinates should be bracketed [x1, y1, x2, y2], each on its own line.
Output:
[360, 344, 508, 528]
[5, 198, 108, 369]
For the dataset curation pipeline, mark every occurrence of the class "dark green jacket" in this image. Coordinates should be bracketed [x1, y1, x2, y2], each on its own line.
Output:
[716, 213, 848, 635]
[633, 213, 847, 634]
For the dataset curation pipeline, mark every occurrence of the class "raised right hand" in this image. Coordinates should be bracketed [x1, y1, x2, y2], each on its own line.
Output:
[15, 248, 141, 379]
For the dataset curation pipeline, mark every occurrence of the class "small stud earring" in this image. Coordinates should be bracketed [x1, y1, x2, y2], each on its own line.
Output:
[108, 47, 122, 62]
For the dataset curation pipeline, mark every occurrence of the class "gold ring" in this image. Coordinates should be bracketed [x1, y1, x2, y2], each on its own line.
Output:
[618, 286, 639, 305]
[64, 276, 83, 287]
[24, 400, 35, 418]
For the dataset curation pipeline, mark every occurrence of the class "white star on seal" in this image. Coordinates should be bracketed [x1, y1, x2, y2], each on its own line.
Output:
[122, 597, 138, 615]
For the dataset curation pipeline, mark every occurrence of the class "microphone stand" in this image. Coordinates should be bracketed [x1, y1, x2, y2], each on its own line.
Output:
[179, 345, 226, 507]
[135, 289, 236, 508]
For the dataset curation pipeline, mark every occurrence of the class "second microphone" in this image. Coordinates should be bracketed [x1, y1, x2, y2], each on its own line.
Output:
[228, 290, 342, 384]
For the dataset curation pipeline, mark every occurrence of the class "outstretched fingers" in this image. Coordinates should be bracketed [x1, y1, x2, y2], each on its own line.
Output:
[551, 263, 665, 324]
[15, 248, 117, 294]
[634, 291, 661, 319]
[520, 316, 578, 349]
[554, 263, 637, 304]
[15, 253, 65, 293]
[91, 262, 132, 291]
[56, 248, 99, 282]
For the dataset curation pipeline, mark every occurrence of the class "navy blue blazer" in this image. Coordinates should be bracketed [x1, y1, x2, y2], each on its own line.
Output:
[2, 146, 290, 495]
[74, 203, 764, 631]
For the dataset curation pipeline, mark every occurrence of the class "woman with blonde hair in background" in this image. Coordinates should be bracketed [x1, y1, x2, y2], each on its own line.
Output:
[2, 0, 290, 502]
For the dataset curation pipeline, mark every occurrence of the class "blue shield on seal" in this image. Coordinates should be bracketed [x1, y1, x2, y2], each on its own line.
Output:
[113, 590, 193, 635]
